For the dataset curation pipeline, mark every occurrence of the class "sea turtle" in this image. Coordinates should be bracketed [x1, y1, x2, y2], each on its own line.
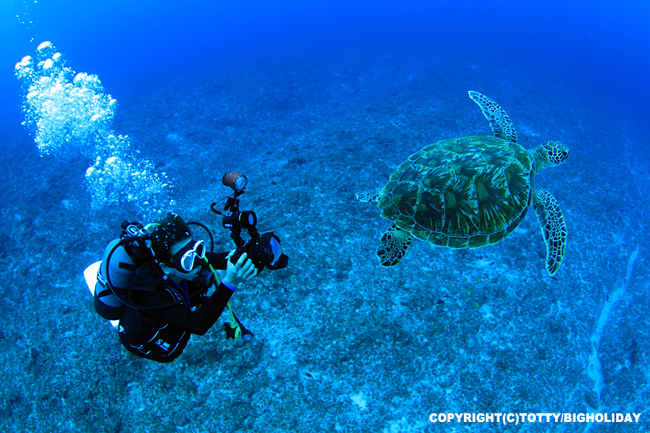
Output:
[357, 91, 568, 275]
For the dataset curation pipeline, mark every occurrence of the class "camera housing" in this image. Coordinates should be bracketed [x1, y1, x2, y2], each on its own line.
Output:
[229, 231, 289, 273]
[211, 171, 289, 274]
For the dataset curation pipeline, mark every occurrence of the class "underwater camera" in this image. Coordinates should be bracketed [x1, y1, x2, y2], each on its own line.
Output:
[210, 171, 289, 274]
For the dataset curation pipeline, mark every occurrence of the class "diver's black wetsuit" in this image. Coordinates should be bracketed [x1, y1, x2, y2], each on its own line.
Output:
[118, 252, 235, 363]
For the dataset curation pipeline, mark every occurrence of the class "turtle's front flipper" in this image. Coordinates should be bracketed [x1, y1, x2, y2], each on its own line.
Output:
[356, 186, 383, 203]
[377, 224, 412, 266]
[532, 188, 567, 275]
[468, 91, 518, 144]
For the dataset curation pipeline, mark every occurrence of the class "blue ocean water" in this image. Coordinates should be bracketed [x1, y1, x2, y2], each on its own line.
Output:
[1, 0, 649, 431]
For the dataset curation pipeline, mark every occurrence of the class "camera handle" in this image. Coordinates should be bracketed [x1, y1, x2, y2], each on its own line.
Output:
[229, 227, 246, 248]
[210, 189, 243, 216]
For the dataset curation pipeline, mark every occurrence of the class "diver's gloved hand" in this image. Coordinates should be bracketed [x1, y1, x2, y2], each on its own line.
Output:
[223, 251, 257, 289]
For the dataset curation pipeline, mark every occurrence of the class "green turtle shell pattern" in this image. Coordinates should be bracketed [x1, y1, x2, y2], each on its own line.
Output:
[377, 135, 533, 249]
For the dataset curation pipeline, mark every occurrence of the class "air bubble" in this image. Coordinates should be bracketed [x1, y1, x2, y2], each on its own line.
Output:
[16, 41, 174, 215]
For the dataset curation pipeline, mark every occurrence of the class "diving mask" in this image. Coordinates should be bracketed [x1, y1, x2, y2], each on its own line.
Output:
[171, 240, 206, 272]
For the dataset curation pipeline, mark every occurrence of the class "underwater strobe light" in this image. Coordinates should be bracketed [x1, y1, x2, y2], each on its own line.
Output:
[222, 171, 248, 193]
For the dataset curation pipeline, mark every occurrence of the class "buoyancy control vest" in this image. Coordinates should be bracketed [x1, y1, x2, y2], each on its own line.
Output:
[117, 260, 193, 363]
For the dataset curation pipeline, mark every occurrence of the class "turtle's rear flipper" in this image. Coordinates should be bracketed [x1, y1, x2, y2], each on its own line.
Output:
[468, 91, 518, 144]
[377, 225, 412, 266]
[532, 187, 567, 275]
[356, 186, 383, 203]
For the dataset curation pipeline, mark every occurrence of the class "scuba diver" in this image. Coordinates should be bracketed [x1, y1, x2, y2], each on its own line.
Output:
[86, 171, 289, 363]
[93, 213, 257, 363]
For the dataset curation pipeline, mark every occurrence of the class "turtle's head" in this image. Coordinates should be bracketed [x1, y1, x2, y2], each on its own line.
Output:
[531, 141, 569, 173]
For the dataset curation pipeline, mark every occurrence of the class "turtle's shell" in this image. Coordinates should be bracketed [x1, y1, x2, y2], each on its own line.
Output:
[378, 135, 533, 249]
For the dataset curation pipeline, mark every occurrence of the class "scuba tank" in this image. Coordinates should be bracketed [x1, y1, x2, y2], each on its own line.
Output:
[93, 222, 150, 321]
[93, 239, 134, 320]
